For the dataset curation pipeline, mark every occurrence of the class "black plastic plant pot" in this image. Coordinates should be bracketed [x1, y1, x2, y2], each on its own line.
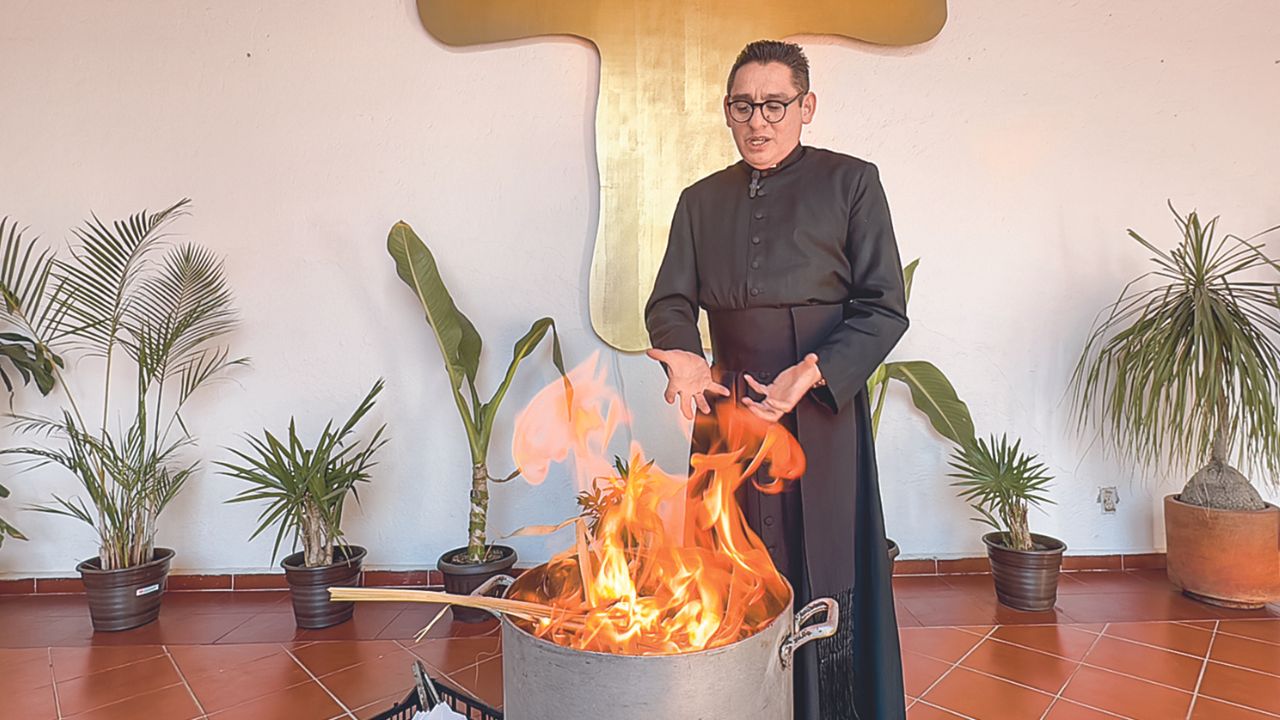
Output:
[282, 545, 366, 629]
[983, 532, 1066, 612]
[77, 547, 175, 632]
[438, 544, 517, 624]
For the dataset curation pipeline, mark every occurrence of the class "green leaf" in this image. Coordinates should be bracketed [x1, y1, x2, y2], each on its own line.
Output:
[478, 317, 566, 445]
[1072, 203, 1280, 490]
[219, 380, 387, 565]
[887, 360, 976, 447]
[902, 257, 920, 308]
[386, 222, 482, 390]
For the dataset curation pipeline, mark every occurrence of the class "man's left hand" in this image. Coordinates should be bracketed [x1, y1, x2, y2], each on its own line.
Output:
[742, 353, 824, 423]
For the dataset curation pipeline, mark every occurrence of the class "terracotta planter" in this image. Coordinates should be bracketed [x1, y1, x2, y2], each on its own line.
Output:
[438, 544, 517, 623]
[282, 545, 366, 629]
[984, 532, 1065, 612]
[77, 547, 174, 632]
[1164, 494, 1280, 609]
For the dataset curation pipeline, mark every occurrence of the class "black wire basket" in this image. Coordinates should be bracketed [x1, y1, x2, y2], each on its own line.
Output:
[365, 660, 503, 720]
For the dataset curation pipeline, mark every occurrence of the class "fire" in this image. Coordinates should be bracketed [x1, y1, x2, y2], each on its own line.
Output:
[510, 353, 804, 655]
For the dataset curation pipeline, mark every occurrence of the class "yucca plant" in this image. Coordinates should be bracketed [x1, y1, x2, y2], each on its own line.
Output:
[866, 259, 975, 448]
[0, 217, 69, 546]
[0, 200, 245, 570]
[1072, 204, 1280, 510]
[220, 380, 387, 567]
[387, 221, 568, 565]
[949, 434, 1055, 551]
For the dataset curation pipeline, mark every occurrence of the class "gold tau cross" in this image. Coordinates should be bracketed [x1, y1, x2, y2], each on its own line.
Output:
[417, 1, 946, 351]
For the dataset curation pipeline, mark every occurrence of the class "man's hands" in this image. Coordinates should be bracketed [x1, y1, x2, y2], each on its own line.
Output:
[741, 353, 824, 423]
[647, 348, 824, 423]
[646, 348, 730, 420]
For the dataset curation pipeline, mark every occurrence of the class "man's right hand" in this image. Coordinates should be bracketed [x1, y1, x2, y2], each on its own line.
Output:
[645, 348, 731, 420]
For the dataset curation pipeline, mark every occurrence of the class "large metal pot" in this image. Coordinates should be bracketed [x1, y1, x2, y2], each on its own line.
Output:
[475, 574, 838, 720]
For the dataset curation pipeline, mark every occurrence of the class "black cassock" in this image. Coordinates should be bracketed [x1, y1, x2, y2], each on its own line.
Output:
[645, 144, 908, 720]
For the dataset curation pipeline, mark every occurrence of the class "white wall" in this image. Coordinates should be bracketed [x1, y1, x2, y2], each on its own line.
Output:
[1, 0, 1277, 576]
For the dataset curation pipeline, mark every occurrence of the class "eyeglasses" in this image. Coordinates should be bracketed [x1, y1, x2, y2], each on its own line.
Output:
[726, 91, 807, 124]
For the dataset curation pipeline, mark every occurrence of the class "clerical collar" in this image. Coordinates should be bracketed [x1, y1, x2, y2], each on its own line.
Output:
[757, 143, 806, 177]
[745, 144, 805, 198]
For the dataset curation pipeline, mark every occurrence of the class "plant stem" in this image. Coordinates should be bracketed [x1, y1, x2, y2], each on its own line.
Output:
[1008, 501, 1032, 551]
[467, 462, 489, 563]
[1211, 392, 1231, 465]
[302, 499, 328, 568]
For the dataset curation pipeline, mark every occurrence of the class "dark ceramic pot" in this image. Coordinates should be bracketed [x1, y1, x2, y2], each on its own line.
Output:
[77, 547, 174, 632]
[282, 545, 366, 629]
[438, 544, 517, 623]
[983, 532, 1066, 612]
[887, 538, 901, 564]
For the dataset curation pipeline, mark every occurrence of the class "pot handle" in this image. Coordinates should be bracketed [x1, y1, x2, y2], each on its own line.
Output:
[469, 574, 515, 617]
[779, 597, 839, 670]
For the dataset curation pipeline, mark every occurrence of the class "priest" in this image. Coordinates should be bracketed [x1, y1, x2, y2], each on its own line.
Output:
[645, 40, 909, 720]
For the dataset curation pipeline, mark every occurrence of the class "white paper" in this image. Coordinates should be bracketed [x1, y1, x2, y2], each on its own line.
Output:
[411, 704, 468, 720]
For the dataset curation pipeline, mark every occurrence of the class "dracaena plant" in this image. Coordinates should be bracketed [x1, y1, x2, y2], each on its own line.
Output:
[387, 221, 568, 565]
[866, 259, 976, 448]
[0, 200, 245, 570]
[1072, 204, 1280, 510]
[220, 380, 388, 568]
[0, 217, 68, 547]
[949, 434, 1054, 552]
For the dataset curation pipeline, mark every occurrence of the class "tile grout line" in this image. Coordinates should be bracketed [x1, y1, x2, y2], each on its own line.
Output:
[913, 699, 979, 719]
[1207, 625, 1280, 649]
[283, 643, 358, 720]
[162, 644, 208, 718]
[966, 621, 1280, 683]
[393, 638, 481, 695]
[47, 646, 63, 720]
[911, 626, 997, 714]
[207, 612, 260, 645]
[1036, 622, 1115, 720]
[1183, 620, 1217, 720]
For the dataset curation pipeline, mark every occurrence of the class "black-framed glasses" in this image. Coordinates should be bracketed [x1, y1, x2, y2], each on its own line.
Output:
[726, 91, 806, 124]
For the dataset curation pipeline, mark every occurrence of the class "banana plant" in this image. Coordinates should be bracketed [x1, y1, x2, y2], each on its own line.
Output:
[866, 259, 976, 448]
[388, 221, 569, 565]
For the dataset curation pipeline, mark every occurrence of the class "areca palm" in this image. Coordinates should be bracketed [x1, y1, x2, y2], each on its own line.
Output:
[0, 200, 245, 568]
[1072, 204, 1280, 510]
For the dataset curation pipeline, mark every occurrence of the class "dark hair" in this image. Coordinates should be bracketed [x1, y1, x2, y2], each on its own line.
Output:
[726, 40, 810, 95]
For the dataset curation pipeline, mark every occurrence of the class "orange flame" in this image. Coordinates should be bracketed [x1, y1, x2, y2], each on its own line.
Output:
[510, 352, 804, 655]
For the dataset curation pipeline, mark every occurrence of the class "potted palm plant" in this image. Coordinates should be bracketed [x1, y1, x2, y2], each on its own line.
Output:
[0, 200, 244, 631]
[866, 259, 976, 562]
[387, 221, 568, 621]
[0, 215, 67, 548]
[1073, 205, 1280, 608]
[950, 434, 1061, 611]
[220, 380, 387, 629]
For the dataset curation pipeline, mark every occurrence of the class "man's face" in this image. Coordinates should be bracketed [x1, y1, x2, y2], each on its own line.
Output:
[724, 61, 817, 170]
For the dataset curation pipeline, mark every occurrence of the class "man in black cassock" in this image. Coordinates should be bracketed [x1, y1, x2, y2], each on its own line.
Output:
[644, 40, 908, 720]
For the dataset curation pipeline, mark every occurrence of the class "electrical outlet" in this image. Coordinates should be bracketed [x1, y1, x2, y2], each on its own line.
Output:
[1097, 486, 1120, 514]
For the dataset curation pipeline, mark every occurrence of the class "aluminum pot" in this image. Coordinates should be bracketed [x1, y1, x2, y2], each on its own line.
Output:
[474, 574, 838, 720]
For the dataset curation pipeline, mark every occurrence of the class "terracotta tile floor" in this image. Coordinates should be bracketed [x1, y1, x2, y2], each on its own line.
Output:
[0, 570, 1276, 719]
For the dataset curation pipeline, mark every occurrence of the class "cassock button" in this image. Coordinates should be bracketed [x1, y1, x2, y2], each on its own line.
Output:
[763, 516, 775, 527]
[751, 236, 761, 244]
[750, 287, 760, 297]
[754, 211, 765, 220]
[751, 260, 760, 269]
[767, 544, 777, 554]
